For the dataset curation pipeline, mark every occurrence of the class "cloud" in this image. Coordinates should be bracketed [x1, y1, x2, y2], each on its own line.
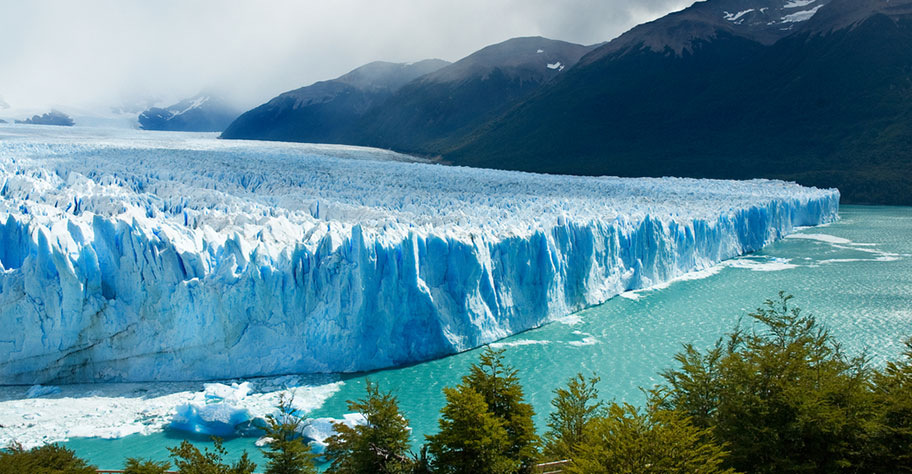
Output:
[0, 0, 694, 113]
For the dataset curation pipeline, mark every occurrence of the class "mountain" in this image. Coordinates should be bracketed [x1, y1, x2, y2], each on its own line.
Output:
[139, 94, 240, 132]
[16, 110, 75, 126]
[351, 37, 597, 153]
[221, 37, 595, 152]
[221, 59, 450, 142]
[445, 0, 912, 205]
[588, 0, 833, 57]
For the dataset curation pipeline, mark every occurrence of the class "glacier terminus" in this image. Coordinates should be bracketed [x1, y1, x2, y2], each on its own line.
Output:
[0, 126, 840, 384]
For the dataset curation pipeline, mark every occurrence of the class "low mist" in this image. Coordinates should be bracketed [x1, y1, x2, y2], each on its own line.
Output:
[0, 0, 693, 114]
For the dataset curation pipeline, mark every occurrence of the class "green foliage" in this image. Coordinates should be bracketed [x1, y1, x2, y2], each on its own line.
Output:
[867, 338, 912, 472]
[659, 293, 878, 473]
[124, 457, 171, 474]
[461, 346, 540, 471]
[426, 385, 517, 474]
[567, 403, 736, 474]
[0, 443, 96, 474]
[409, 445, 432, 474]
[168, 438, 256, 474]
[324, 380, 413, 474]
[657, 341, 725, 431]
[261, 393, 318, 474]
[542, 373, 602, 460]
[425, 346, 539, 473]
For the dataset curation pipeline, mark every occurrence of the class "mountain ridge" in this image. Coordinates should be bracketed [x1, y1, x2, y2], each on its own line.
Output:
[350, 36, 597, 153]
[220, 59, 449, 142]
[447, 0, 912, 204]
[221, 0, 912, 204]
[221, 37, 595, 151]
[139, 94, 241, 132]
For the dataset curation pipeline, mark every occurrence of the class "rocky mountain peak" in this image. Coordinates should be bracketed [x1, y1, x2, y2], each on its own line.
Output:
[590, 0, 834, 59]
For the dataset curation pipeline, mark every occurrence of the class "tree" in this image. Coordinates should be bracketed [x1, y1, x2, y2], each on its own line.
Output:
[424, 346, 538, 473]
[656, 341, 725, 431]
[0, 443, 96, 474]
[124, 458, 171, 474]
[425, 385, 517, 474]
[260, 393, 318, 474]
[542, 373, 602, 460]
[324, 380, 413, 474]
[168, 438, 256, 474]
[567, 402, 736, 474]
[867, 337, 912, 472]
[461, 346, 539, 471]
[659, 293, 875, 473]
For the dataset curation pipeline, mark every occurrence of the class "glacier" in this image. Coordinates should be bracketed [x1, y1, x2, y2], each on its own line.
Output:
[0, 125, 840, 384]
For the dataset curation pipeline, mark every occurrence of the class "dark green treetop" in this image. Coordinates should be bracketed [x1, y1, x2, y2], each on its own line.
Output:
[568, 402, 736, 474]
[123, 457, 171, 474]
[542, 373, 602, 460]
[261, 393, 318, 474]
[461, 346, 539, 471]
[659, 292, 876, 473]
[324, 380, 413, 474]
[0, 443, 96, 474]
[426, 385, 517, 474]
[168, 438, 256, 474]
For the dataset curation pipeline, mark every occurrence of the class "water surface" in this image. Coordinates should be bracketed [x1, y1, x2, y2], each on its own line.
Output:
[52, 205, 912, 468]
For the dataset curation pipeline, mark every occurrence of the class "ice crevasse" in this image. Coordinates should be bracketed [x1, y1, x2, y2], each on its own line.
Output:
[0, 127, 840, 383]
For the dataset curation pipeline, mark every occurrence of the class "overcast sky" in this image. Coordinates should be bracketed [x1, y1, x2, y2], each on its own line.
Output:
[0, 0, 695, 113]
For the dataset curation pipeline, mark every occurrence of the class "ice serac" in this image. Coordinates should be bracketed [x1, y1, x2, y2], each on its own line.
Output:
[0, 127, 840, 384]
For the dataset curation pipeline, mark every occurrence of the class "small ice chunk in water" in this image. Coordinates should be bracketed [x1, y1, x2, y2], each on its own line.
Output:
[25, 385, 61, 398]
[302, 414, 367, 453]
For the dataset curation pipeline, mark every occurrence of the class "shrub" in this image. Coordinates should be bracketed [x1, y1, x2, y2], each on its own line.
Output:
[867, 337, 912, 472]
[568, 403, 735, 474]
[168, 438, 256, 474]
[0, 442, 96, 474]
[124, 457, 171, 474]
[659, 293, 876, 473]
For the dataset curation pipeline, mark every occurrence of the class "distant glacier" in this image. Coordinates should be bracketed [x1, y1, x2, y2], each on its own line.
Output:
[0, 126, 839, 383]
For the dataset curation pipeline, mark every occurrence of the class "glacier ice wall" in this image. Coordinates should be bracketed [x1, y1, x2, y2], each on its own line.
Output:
[0, 126, 840, 383]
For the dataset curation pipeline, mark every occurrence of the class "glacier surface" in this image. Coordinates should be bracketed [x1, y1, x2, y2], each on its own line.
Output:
[0, 125, 840, 383]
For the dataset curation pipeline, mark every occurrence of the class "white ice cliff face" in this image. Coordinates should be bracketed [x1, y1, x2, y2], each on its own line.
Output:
[0, 127, 840, 383]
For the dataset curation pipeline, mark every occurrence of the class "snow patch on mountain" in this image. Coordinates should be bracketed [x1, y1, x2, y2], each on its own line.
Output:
[177, 96, 210, 115]
[784, 0, 817, 8]
[724, 9, 756, 22]
[782, 4, 825, 22]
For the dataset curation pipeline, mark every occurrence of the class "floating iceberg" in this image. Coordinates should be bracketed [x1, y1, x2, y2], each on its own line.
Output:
[0, 126, 839, 383]
[25, 385, 61, 398]
[169, 382, 255, 436]
[170, 403, 254, 437]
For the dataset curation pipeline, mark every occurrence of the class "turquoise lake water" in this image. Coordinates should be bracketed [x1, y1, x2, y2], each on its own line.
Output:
[40, 205, 912, 468]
